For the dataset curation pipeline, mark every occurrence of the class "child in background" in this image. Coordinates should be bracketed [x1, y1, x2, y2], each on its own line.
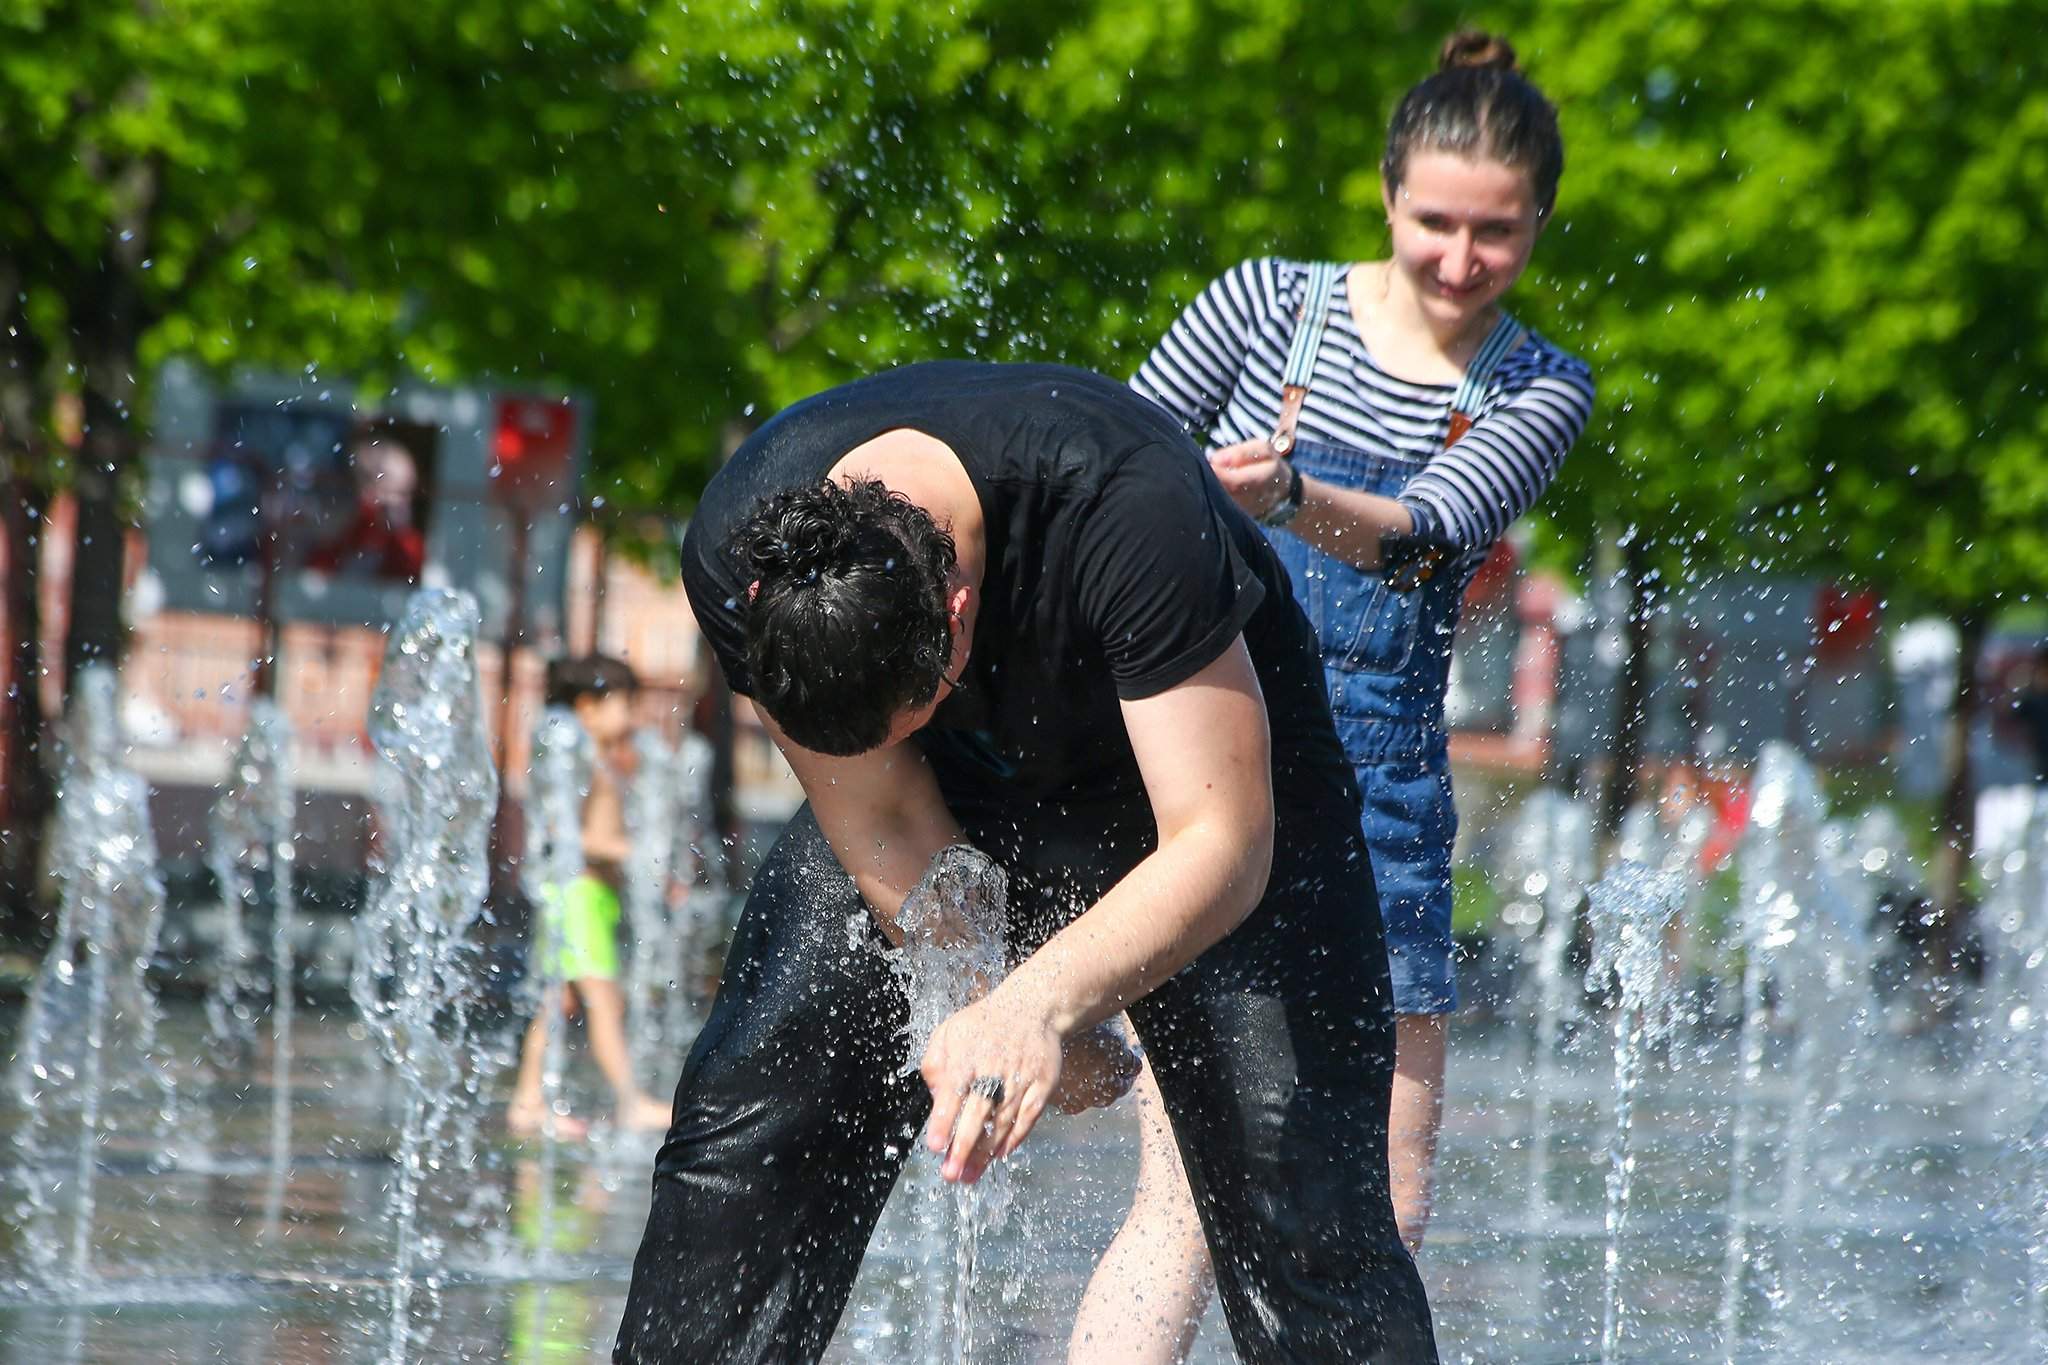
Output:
[506, 655, 674, 1138]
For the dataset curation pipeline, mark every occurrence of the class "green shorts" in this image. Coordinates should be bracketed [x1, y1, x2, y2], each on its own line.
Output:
[538, 874, 622, 982]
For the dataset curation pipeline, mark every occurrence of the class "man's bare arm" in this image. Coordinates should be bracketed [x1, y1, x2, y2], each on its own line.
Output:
[999, 637, 1274, 1033]
[759, 709, 963, 944]
[921, 638, 1275, 1178]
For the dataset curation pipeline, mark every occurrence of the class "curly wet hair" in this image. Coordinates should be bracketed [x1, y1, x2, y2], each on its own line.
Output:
[728, 478, 957, 756]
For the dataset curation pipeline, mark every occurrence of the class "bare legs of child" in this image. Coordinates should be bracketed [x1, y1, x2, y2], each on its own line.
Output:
[1069, 1014, 1446, 1363]
[507, 976, 673, 1138]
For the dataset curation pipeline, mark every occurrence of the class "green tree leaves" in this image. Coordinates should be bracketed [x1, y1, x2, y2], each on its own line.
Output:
[5, 0, 2041, 608]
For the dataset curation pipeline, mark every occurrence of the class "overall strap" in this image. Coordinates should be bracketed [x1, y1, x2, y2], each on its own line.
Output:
[1268, 260, 1345, 455]
[1445, 314, 1526, 447]
[1388, 312, 1528, 591]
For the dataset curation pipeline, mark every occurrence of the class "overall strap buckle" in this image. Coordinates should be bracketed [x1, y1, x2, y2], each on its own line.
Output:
[1269, 385, 1308, 455]
[1267, 261, 1344, 456]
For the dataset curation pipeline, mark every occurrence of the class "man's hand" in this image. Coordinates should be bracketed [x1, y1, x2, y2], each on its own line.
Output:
[920, 985, 1065, 1184]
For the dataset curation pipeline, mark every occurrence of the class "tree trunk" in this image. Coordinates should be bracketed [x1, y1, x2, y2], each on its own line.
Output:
[1930, 605, 1987, 976]
[1, 462, 54, 943]
[1600, 537, 1657, 845]
[61, 389, 133, 682]
[0, 248, 55, 942]
[62, 159, 157, 689]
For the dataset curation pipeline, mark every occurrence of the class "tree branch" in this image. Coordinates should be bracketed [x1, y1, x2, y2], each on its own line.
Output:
[158, 204, 261, 316]
[762, 196, 870, 353]
[790, 195, 865, 304]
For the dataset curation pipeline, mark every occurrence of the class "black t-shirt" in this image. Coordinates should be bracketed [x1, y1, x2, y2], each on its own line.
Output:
[682, 361, 1352, 818]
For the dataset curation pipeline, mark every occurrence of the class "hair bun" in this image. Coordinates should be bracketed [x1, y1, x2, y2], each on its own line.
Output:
[1439, 29, 1519, 74]
[735, 492, 861, 584]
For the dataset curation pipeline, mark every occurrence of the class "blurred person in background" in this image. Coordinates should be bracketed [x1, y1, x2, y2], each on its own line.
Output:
[506, 654, 674, 1138]
[304, 433, 425, 582]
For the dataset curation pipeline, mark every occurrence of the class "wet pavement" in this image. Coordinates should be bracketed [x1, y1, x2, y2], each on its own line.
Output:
[0, 1000, 2031, 1363]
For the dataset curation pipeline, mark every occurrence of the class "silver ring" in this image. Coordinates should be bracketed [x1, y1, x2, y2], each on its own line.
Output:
[968, 1075, 1005, 1106]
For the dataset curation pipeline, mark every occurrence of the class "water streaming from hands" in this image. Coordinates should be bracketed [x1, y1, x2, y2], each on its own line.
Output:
[892, 845, 1017, 1364]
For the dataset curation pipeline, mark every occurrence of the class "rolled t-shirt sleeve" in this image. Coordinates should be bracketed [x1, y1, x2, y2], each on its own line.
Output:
[1072, 442, 1265, 700]
[679, 521, 754, 697]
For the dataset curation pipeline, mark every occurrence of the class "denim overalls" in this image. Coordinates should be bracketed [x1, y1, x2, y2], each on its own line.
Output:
[1262, 261, 1525, 1014]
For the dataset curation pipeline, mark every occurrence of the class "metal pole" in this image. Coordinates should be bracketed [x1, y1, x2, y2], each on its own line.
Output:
[488, 511, 532, 908]
[251, 475, 281, 700]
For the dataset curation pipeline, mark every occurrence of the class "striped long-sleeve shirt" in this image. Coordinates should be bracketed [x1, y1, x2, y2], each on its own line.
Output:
[1130, 257, 1595, 558]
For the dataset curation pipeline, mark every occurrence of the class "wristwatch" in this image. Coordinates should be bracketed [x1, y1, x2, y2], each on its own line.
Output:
[1260, 462, 1304, 528]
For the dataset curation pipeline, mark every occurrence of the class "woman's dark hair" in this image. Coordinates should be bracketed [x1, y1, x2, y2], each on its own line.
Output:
[1382, 30, 1564, 217]
[729, 477, 956, 756]
[545, 653, 639, 708]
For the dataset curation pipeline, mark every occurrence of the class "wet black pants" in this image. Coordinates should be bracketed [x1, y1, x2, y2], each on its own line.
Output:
[614, 803, 1438, 1363]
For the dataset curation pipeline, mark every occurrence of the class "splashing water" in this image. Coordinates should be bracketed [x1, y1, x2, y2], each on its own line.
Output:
[205, 698, 300, 1230]
[1503, 788, 1594, 1226]
[5, 666, 177, 1292]
[204, 710, 271, 1056]
[1974, 787, 2048, 1348]
[1980, 790, 2048, 1090]
[1717, 743, 1874, 1356]
[349, 590, 500, 1363]
[519, 705, 592, 1268]
[1585, 859, 1688, 1365]
[621, 729, 682, 1090]
[1795, 820, 1877, 1203]
[664, 730, 723, 1042]
[892, 845, 1016, 1364]
[1615, 786, 1715, 1025]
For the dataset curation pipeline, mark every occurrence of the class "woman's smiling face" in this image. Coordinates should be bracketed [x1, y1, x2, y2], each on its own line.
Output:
[1382, 149, 1544, 327]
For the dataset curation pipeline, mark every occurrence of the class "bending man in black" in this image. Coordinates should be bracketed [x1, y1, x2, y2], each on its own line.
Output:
[616, 361, 1437, 1363]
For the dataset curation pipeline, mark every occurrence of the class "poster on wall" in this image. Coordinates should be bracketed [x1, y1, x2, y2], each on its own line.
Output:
[145, 367, 586, 638]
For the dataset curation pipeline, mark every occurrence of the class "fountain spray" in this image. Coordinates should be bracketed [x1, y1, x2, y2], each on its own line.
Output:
[6, 666, 175, 1291]
[1585, 859, 1687, 1365]
[206, 697, 300, 1231]
[349, 590, 500, 1363]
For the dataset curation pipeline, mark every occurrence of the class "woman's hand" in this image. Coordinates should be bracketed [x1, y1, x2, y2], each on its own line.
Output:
[1208, 439, 1291, 520]
[920, 986, 1065, 1184]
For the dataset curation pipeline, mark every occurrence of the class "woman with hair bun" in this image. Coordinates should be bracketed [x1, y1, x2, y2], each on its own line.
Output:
[1073, 30, 1595, 1361]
